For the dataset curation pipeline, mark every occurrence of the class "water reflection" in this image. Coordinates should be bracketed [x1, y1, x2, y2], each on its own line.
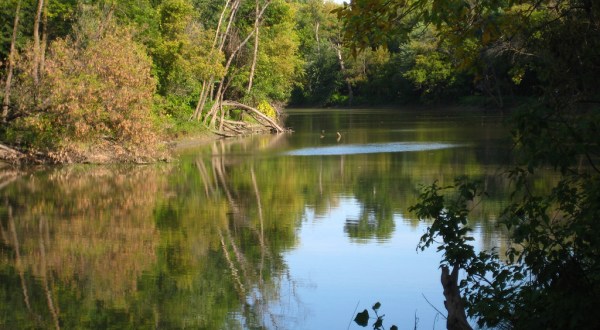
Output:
[0, 108, 537, 329]
[284, 142, 461, 156]
[0, 166, 164, 329]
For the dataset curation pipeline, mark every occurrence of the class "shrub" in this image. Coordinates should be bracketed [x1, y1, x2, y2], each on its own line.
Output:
[8, 21, 160, 155]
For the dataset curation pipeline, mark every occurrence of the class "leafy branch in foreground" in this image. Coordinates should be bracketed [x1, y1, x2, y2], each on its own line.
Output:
[410, 171, 600, 329]
[353, 302, 397, 330]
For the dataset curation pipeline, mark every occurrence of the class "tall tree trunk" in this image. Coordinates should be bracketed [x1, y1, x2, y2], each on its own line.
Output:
[315, 21, 320, 55]
[247, 0, 261, 93]
[33, 0, 45, 98]
[192, 80, 208, 120]
[219, 0, 242, 52]
[213, 0, 232, 48]
[206, 0, 272, 126]
[335, 43, 353, 105]
[192, 0, 238, 121]
[2, 0, 22, 122]
[40, 0, 49, 75]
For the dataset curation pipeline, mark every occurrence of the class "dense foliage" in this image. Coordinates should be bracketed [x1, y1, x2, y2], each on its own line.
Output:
[0, 0, 307, 160]
[2, 0, 514, 159]
[2, 0, 538, 160]
[3, 1, 599, 327]
[336, 0, 600, 328]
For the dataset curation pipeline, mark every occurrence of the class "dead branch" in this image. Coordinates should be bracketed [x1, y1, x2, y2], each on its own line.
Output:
[0, 143, 27, 164]
[221, 100, 285, 133]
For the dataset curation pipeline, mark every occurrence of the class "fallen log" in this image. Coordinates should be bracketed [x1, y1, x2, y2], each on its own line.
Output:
[0, 143, 27, 164]
[220, 100, 285, 133]
[221, 121, 245, 135]
[223, 119, 250, 127]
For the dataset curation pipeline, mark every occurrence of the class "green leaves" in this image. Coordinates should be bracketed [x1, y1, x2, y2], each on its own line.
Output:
[410, 178, 479, 267]
[372, 302, 381, 310]
[354, 309, 369, 327]
[353, 302, 396, 329]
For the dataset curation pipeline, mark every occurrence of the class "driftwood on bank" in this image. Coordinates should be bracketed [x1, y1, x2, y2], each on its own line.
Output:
[441, 265, 473, 330]
[208, 100, 285, 136]
[0, 143, 27, 164]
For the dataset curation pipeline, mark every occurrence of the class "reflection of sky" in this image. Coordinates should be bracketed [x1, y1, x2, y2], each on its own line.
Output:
[280, 197, 448, 330]
[284, 142, 460, 156]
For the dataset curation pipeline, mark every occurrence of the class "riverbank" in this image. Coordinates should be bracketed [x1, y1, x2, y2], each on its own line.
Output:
[0, 130, 223, 166]
[0, 104, 505, 166]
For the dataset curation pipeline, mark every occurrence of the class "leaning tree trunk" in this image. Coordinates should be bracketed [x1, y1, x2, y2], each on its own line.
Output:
[220, 100, 284, 133]
[2, 0, 22, 122]
[204, 0, 272, 127]
[213, 0, 232, 48]
[192, 0, 239, 121]
[247, 0, 261, 93]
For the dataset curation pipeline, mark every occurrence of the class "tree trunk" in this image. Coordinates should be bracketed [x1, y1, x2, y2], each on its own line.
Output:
[2, 0, 22, 122]
[192, 79, 210, 121]
[221, 100, 284, 132]
[212, 0, 232, 48]
[247, 0, 261, 93]
[192, 0, 237, 121]
[315, 21, 320, 54]
[335, 43, 353, 105]
[441, 265, 473, 330]
[205, 1, 272, 126]
[32, 0, 45, 96]
[219, 0, 242, 52]
[40, 0, 48, 75]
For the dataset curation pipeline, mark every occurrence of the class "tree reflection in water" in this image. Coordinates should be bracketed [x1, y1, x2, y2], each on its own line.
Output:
[0, 148, 304, 329]
[0, 110, 557, 328]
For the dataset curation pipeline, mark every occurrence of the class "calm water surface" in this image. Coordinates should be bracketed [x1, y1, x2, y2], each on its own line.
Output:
[0, 108, 513, 329]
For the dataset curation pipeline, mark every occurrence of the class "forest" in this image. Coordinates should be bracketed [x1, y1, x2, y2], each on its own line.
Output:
[334, 0, 600, 329]
[1, 0, 562, 163]
[1, 0, 600, 329]
[0, 0, 451, 163]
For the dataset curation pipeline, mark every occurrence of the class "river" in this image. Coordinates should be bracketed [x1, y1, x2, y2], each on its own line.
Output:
[0, 107, 514, 329]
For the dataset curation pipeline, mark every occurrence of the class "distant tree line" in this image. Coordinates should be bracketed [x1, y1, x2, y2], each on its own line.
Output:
[3, 0, 556, 163]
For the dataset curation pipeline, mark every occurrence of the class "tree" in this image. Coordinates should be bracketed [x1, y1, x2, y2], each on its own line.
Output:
[292, 0, 348, 106]
[1, 0, 21, 122]
[6, 7, 161, 162]
[339, 0, 600, 328]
